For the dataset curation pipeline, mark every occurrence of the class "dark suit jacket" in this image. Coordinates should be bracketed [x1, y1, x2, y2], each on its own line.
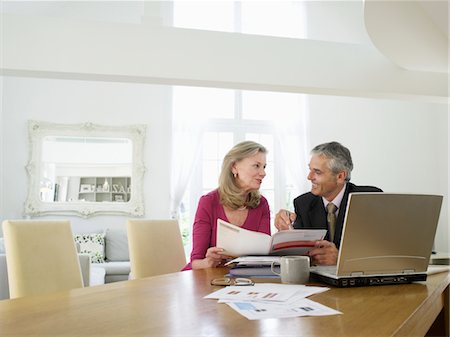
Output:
[292, 182, 382, 248]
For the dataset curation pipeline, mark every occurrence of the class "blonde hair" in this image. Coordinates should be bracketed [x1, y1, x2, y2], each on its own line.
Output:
[218, 141, 267, 209]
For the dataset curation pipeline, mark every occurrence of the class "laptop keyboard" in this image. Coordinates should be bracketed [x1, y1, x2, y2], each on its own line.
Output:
[311, 265, 337, 275]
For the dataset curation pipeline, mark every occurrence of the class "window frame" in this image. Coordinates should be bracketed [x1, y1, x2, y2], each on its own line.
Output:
[184, 90, 291, 234]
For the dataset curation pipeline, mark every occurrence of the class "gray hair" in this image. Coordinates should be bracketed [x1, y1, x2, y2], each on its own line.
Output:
[311, 141, 353, 181]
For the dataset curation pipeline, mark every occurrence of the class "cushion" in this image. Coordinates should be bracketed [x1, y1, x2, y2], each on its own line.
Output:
[90, 267, 106, 286]
[96, 261, 131, 274]
[74, 233, 106, 263]
[105, 228, 129, 261]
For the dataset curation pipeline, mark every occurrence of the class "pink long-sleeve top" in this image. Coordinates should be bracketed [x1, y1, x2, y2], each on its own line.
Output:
[182, 189, 271, 271]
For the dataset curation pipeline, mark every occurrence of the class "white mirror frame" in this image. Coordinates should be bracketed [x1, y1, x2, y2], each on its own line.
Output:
[24, 120, 147, 218]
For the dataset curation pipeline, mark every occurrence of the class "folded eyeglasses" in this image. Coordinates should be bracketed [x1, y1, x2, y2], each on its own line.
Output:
[210, 277, 254, 286]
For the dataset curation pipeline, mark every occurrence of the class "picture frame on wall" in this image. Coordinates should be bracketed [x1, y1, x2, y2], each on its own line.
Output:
[80, 184, 92, 193]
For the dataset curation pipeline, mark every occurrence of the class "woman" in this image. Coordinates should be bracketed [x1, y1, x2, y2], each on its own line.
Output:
[182, 141, 271, 270]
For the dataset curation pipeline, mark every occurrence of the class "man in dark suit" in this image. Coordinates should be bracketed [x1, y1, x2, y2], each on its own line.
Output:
[275, 141, 382, 265]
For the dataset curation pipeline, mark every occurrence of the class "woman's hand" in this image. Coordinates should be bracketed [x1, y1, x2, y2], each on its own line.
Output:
[205, 247, 228, 267]
[192, 247, 230, 269]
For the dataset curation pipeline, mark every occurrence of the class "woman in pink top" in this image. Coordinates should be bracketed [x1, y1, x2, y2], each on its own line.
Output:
[182, 141, 271, 270]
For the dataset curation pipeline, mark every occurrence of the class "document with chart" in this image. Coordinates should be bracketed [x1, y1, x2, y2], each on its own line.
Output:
[217, 219, 326, 257]
[205, 283, 339, 320]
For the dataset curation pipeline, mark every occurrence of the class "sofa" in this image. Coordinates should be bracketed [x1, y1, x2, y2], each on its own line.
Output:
[74, 228, 131, 284]
[0, 228, 130, 299]
[0, 251, 92, 300]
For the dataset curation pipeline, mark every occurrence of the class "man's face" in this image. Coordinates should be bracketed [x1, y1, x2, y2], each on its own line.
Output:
[307, 154, 346, 201]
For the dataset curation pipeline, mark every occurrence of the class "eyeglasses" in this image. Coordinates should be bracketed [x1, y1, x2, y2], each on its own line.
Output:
[210, 277, 254, 286]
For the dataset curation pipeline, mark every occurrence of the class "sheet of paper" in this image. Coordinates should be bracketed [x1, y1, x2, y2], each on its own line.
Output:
[217, 285, 329, 304]
[205, 283, 328, 303]
[225, 256, 282, 266]
[205, 283, 339, 320]
[427, 265, 450, 275]
[217, 218, 327, 257]
[217, 219, 272, 256]
[226, 298, 342, 320]
[270, 229, 327, 255]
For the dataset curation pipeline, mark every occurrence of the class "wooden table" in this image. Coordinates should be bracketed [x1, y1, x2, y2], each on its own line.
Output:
[0, 268, 448, 337]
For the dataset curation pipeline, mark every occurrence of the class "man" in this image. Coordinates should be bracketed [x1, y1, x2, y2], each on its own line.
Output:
[275, 141, 382, 265]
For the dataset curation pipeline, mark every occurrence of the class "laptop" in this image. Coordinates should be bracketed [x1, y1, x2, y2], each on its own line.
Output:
[310, 193, 443, 287]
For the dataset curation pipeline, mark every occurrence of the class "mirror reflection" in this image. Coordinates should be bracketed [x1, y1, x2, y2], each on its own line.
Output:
[40, 136, 132, 203]
[25, 120, 146, 218]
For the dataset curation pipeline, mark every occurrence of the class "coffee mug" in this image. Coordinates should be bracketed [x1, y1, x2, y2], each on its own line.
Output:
[271, 256, 310, 284]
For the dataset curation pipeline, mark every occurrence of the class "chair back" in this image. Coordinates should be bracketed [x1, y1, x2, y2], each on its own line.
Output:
[127, 219, 186, 279]
[2, 220, 83, 298]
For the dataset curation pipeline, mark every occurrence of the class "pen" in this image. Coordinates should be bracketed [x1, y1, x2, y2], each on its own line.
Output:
[285, 210, 295, 230]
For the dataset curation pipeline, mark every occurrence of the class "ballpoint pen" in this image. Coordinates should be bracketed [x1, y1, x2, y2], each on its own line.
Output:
[285, 210, 295, 230]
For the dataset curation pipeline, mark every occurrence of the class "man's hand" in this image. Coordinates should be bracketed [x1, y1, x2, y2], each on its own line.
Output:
[275, 209, 296, 231]
[308, 240, 338, 265]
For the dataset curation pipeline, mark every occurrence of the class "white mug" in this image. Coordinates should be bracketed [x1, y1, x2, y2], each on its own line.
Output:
[271, 256, 310, 284]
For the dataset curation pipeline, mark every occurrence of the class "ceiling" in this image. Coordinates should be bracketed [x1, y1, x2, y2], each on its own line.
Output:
[364, 0, 449, 73]
[419, 0, 449, 40]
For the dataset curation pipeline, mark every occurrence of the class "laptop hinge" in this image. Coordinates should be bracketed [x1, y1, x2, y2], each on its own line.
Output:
[403, 269, 415, 274]
[350, 272, 364, 277]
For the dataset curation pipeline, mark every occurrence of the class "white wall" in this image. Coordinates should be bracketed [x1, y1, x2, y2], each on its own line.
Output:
[307, 94, 448, 252]
[1, 76, 172, 233]
[0, 77, 3, 223]
[0, 1, 447, 252]
[1, 76, 448, 252]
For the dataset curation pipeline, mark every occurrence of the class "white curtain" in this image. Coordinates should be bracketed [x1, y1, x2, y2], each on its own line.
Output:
[170, 106, 206, 219]
[274, 94, 310, 197]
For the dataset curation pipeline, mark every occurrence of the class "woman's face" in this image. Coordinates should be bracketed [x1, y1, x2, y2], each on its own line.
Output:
[232, 151, 267, 193]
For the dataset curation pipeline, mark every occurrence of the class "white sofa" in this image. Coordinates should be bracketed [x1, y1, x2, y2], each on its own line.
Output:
[76, 228, 131, 284]
[0, 253, 9, 300]
[96, 228, 131, 283]
[0, 228, 130, 299]
[0, 252, 91, 300]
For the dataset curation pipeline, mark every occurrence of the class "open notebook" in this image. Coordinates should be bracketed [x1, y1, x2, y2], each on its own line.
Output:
[310, 193, 443, 287]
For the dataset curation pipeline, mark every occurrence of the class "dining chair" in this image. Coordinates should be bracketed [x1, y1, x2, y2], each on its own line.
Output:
[2, 219, 84, 299]
[127, 219, 186, 279]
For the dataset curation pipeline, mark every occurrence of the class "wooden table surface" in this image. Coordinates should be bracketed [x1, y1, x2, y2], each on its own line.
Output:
[0, 267, 448, 337]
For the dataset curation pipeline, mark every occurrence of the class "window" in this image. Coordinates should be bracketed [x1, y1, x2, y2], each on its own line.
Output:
[173, 1, 372, 45]
[173, 1, 234, 32]
[171, 1, 310, 257]
[172, 86, 307, 256]
[173, 1, 306, 39]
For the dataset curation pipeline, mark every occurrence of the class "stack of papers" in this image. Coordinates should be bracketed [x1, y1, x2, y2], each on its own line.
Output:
[226, 256, 281, 278]
[225, 256, 283, 266]
[204, 283, 342, 320]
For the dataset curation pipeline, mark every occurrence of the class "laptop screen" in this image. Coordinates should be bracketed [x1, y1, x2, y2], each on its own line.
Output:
[336, 193, 443, 277]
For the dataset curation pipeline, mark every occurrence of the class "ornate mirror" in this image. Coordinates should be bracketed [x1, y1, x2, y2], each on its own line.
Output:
[25, 120, 146, 217]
